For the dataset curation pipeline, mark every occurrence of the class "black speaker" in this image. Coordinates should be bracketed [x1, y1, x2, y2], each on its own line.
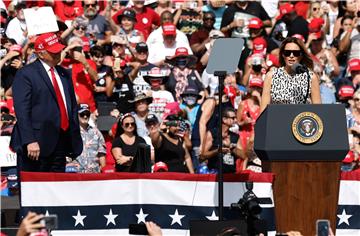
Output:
[189, 220, 248, 236]
[130, 143, 151, 173]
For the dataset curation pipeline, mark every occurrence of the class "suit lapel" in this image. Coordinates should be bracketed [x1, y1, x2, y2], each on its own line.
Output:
[36, 59, 57, 101]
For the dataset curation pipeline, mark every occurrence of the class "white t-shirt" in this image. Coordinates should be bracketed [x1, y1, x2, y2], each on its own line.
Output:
[5, 17, 27, 46]
[147, 41, 193, 65]
[148, 90, 174, 120]
[146, 27, 190, 49]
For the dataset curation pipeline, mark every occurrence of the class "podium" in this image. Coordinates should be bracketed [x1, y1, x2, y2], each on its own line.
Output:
[254, 104, 348, 235]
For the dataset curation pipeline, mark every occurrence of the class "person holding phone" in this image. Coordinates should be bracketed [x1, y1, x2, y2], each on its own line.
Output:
[146, 113, 194, 173]
[112, 113, 146, 172]
[201, 107, 245, 174]
[260, 37, 321, 113]
[62, 36, 99, 112]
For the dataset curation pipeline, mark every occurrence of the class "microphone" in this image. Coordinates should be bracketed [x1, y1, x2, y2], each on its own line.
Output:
[291, 63, 308, 74]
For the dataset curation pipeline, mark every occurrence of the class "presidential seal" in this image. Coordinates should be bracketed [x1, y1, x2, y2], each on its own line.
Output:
[292, 112, 323, 144]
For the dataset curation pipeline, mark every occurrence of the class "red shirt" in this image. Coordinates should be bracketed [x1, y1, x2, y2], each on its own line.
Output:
[72, 59, 97, 112]
[294, 1, 309, 20]
[53, 0, 84, 22]
[112, 7, 160, 40]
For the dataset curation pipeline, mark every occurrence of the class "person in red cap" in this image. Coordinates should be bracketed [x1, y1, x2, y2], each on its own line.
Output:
[10, 32, 83, 172]
[335, 58, 360, 100]
[306, 16, 340, 104]
[164, 47, 204, 102]
[147, 23, 194, 66]
[276, 3, 309, 41]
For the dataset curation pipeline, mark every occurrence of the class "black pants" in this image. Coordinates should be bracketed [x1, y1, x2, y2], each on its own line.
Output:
[18, 130, 71, 173]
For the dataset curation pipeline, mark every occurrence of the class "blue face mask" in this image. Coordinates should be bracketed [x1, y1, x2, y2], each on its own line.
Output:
[183, 96, 197, 106]
[176, 58, 187, 68]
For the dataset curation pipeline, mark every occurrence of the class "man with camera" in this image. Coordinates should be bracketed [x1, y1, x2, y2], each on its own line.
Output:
[61, 36, 98, 112]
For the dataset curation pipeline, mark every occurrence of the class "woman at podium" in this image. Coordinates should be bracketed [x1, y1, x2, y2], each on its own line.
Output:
[260, 37, 321, 113]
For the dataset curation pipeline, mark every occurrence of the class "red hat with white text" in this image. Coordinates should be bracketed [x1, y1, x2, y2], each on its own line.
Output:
[34, 33, 65, 53]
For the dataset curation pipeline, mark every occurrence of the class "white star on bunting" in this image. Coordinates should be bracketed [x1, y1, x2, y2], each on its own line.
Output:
[72, 210, 87, 227]
[104, 209, 118, 226]
[169, 209, 185, 226]
[136, 208, 149, 224]
[206, 210, 219, 221]
[337, 209, 352, 226]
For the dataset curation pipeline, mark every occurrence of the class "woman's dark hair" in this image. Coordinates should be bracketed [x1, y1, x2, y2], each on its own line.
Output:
[222, 107, 236, 118]
[242, 87, 262, 105]
[279, 37, 313, 70]
[341, 15, 354, 25]
[90, 45, 105, 57]
[114, 113, 138, 138]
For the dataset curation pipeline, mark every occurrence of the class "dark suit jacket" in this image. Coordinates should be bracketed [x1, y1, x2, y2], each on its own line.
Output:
[10, 59, 83, 159]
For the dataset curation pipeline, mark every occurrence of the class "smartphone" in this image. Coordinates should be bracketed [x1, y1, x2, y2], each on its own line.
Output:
[129, 224, 149, 235]
[0, 48, 7, 58]
[73, 46, 83, 52]
[40, 215, 58, 230]
[316, 219, 330, 236]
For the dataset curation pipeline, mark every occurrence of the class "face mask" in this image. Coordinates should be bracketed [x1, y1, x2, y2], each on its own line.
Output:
[252, 65, 262, 73]
[183, 96, 197, 106]
[176, 58, 187, 68]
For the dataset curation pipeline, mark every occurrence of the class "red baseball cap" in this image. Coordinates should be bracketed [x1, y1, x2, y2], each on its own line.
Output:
[175, 47, 189, 57]
[162, 23, 176, 36]
[338, 85, 354, 99]
[34, 33, 65, 53]
[253, 37, 267, 55]
[162, 102, 181, 120]
[80, 36, 90, 52]
[348, 58, 360, 72]
[277, 3, 295, 20]
[292, 34, 305, 43]
[153, 162, 169, 172]
[248, 17, 263, 29]
[249, 77, 264, 88]
[9, 44, 22, 55]
[308, 18, 325, 39]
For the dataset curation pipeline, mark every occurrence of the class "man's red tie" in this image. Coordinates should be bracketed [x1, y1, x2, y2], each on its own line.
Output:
[50, 67, 69, 131]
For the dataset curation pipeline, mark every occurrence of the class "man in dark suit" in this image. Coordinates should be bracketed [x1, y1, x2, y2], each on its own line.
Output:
[10, 32, 83, 172]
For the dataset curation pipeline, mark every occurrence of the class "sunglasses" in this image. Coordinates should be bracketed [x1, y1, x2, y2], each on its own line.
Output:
[312, 7, 320, 11]
[283, 50, 302, 57]
[204, 17, 215, 21]
[75, 26, 87, 31]
[225, 116, 236, 120]
[354, 98, 360, 102]
[124, 122, 135, 128]
[79, 111, 90, 118]
[85, 3, 97, 8]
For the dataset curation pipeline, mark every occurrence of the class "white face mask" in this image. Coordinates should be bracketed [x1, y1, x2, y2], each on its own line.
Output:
[183, 96, 197, 106]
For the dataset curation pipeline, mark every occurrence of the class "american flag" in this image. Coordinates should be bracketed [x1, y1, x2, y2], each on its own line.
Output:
[20, 172, 276, 235]
[336, 171, 360, 236]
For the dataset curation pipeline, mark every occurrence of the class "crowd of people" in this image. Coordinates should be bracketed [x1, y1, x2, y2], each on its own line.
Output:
[1, 0, 360, 177]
